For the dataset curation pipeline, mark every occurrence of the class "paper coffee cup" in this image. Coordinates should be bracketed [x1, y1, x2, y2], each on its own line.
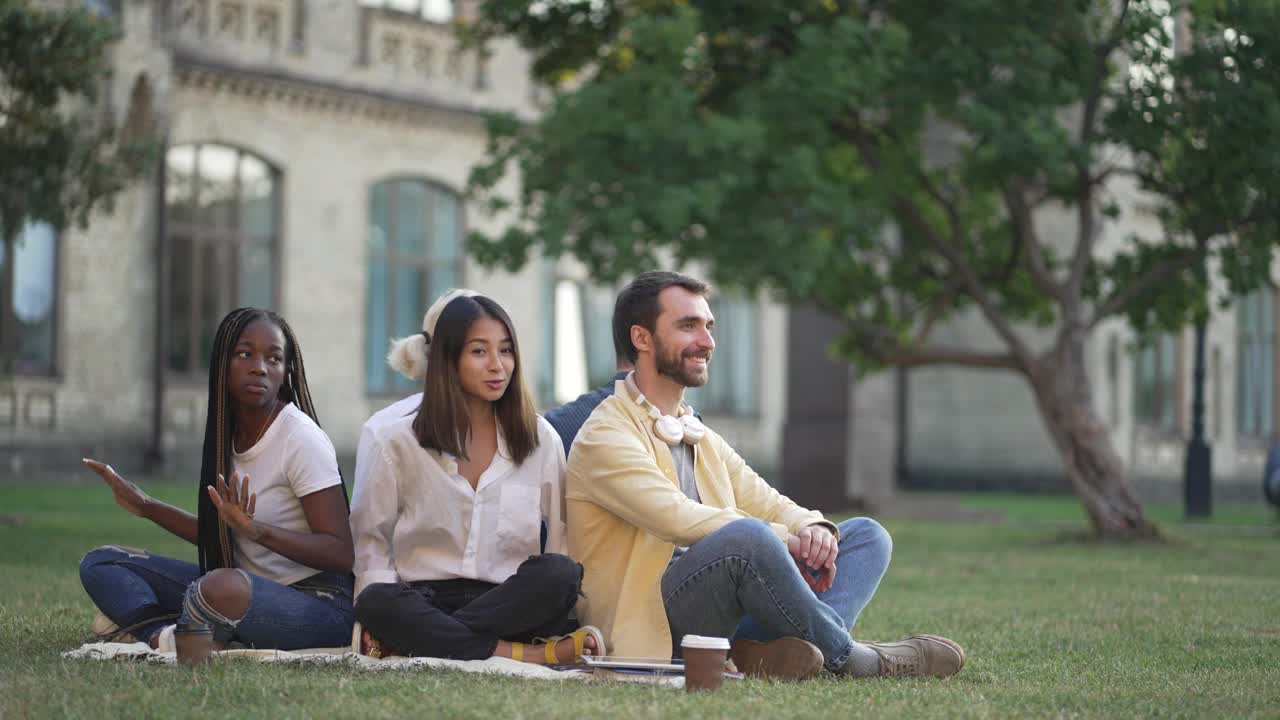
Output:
[681, 635, 730, 692]
[175, 622, 213, 667]
[681, 635, 731, 651]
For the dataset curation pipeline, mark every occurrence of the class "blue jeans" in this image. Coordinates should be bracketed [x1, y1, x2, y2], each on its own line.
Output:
[662, 517, 892, 672]
[79, 545, 354, 650]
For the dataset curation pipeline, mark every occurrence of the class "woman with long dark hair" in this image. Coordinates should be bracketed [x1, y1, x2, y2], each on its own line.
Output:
[79, 308, 354, 650]
[351, 290, 602, 663]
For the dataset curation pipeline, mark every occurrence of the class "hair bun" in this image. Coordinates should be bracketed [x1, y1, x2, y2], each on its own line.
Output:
[387, 333, 429, 381]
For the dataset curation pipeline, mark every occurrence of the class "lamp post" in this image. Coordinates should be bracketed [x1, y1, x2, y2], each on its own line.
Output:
[1184, 233, 1211, 518]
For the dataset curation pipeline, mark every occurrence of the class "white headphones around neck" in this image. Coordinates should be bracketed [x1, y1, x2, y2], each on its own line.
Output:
[625, 373, 707, 447]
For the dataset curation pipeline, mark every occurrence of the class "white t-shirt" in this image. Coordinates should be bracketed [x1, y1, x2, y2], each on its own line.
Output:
[350, 413, 566, 597]
[231, 402, 344, 586]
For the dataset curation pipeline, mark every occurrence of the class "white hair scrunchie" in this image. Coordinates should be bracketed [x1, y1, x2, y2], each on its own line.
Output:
[386, 288, 483, 381]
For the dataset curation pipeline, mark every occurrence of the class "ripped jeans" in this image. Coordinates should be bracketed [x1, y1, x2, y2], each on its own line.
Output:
[79, 545, 354, 650]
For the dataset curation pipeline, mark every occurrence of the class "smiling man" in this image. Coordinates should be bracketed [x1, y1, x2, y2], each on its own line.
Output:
[566, 271, 965, 681]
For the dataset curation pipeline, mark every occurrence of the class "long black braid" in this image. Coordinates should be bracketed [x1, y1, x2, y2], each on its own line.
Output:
[196, 308, 349, 573]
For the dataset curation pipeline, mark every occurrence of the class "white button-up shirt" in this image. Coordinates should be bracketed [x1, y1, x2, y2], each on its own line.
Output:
[350, 412, 567, 598]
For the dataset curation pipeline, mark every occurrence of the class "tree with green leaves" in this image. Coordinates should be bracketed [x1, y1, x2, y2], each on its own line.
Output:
[1110, 2, 1280, 517]
[0, 0, 155, 267]
[464, 0, 1279, 539]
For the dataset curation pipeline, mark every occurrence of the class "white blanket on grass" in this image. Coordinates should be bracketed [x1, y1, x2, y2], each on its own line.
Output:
[62, 642, 681, 686]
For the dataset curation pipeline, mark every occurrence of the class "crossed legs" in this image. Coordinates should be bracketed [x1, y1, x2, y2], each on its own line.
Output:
[354, 553, 592, 662]
[79, 546, 353, 650]
[662, 517, 890, 672]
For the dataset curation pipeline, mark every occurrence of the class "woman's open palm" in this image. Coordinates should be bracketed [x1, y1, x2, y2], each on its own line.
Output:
[82, 458, 150, 517]
[208, 471, 258, 535]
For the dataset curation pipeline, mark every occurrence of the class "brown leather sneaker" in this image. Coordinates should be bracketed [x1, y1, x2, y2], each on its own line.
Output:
[729, 637, 824, 681]
[863, 634, 965, 678]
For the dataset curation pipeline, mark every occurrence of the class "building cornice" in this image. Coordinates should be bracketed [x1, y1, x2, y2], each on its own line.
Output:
[172, 49, 522, 131]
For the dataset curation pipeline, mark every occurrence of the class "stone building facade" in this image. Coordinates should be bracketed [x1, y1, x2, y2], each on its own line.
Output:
[0, 0, 790, 481]
[3, 1, 1273, 511]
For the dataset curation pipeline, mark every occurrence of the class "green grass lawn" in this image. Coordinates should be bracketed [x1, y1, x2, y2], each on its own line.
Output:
[1, 483, 1277, 719]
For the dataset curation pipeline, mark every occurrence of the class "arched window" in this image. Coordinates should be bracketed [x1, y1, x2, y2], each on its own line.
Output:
[365, 178, 464, 395]
[0, 221, 59, 375]
[164, 143, 279, 375]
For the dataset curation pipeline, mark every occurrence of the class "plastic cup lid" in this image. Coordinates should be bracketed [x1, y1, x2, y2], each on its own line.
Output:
[680, 634, 731, 650]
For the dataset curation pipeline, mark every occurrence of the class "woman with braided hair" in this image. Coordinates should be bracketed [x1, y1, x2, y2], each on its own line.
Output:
[79, 308, 355, 650]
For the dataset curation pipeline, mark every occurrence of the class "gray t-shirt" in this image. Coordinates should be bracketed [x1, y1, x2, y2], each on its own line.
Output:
[669, 442, 700, 564]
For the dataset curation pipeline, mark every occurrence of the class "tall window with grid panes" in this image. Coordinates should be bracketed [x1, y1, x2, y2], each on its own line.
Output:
[365, 178, 465, 395]
[164, 143, 279, 376]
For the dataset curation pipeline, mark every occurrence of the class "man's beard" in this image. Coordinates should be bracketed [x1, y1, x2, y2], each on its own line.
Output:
[655, 336, 710, 388]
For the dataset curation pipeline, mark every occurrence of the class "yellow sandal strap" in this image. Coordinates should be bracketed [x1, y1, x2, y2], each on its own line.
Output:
[545, 640, 559, 664]
[510, 642, 524, 662]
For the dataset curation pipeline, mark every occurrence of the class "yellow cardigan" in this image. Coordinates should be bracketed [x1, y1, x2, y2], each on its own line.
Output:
[566, 380, 834, 660]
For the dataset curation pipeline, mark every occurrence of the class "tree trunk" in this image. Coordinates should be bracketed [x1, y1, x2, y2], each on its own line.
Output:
[1025, 341, 1161, 540]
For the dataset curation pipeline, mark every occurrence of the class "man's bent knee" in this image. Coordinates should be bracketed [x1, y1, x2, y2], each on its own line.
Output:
[841, 517, 892, 553]
[710, 518, 785, 557]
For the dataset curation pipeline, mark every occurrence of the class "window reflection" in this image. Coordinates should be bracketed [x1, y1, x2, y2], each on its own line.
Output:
[358, 0, 454, 23]
[164, 143, 278, 375]
[1237, 287, 1275, 439]
[1134, 334, 1179, 432]
[554, 280, 588, 403]
[365, 178, 465, 394]
[2, 222, 58, 374]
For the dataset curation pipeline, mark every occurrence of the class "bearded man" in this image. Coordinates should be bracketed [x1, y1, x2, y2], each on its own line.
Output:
[565, 270, 965, 681]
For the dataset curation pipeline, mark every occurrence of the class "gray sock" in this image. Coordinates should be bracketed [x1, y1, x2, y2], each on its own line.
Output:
[838, 641, 882, 677]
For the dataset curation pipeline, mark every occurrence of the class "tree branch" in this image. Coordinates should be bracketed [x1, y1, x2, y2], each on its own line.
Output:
[890, 347, 1020, 370]
[1002, 181, 1065, 300]
[893, 197, 1035, 364]
[885, 128, 965, 245]
[836, 118, 1035, 366]
[1088, 248, 1200, 329]
[1068, 0, 1132, 299]
[832, 308, 1022, 372]
[1102, 0, 1134, 57]
[911, 299, 949, 347]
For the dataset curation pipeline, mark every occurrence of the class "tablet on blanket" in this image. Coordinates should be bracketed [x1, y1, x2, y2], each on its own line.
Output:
[580, 656, 685, 673]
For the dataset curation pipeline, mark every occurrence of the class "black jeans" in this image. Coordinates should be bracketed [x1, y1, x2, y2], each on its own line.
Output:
[354, 553, 582, 660]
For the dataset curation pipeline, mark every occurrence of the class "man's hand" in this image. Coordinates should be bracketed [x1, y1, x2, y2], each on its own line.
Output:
[786, 525, 838, 593]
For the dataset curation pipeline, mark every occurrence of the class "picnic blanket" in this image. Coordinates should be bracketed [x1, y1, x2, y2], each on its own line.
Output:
[62, 642, 683, 686]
